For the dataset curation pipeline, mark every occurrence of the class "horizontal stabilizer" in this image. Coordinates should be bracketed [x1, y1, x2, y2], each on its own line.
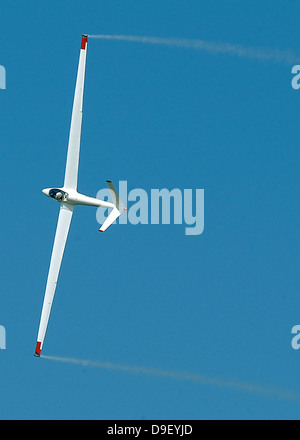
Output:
[99, 207, 122, 232]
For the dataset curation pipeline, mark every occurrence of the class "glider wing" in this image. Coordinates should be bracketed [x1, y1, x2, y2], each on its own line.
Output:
[63, 35, 88, 190]
[35, 203, 74, 356]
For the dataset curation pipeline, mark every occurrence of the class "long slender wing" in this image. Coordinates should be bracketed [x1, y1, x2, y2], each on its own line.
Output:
[35, 203, 74, 356]
[63, 35, 88, 190]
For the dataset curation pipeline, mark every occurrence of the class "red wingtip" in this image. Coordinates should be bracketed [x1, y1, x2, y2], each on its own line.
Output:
[81, 35, 88, 50]
[35, 341, 41, 357]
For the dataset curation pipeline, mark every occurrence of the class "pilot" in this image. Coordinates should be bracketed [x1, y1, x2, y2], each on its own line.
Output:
[55, 192, 63, 200]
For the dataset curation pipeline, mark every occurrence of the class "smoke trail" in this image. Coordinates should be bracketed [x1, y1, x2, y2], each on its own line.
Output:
[88, 34, 298, 65]
[41, 355, 300, 403]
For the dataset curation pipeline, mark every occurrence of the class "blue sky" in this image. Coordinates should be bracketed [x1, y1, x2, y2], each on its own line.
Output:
[1, 0, 300, 419]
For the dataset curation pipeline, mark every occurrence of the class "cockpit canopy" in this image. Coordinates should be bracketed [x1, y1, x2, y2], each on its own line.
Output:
[49, 188, 68, 201]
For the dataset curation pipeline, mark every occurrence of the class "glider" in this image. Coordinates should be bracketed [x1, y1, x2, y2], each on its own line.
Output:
[34, 35, 125, 357]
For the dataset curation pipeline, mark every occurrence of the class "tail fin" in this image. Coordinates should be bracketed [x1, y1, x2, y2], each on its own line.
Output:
[106, 180, 125, 211]
[99, 181, 126, 232]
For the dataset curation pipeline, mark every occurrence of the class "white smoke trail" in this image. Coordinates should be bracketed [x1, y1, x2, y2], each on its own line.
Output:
[88, 34, 298, 65]
[41, 355, 300, 403]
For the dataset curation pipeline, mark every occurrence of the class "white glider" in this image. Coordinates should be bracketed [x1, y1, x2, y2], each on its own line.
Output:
[35, 35, 125, 357]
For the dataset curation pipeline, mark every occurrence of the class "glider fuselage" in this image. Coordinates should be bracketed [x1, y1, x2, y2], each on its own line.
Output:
[42, 187, 115, 209]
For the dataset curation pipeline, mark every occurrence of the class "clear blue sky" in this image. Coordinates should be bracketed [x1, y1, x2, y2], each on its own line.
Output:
[1, 0, 300, 419]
